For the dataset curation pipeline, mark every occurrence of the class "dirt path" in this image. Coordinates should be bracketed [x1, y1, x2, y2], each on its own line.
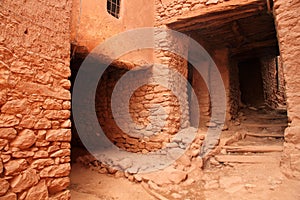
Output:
[70, 163, 155, 200]
[70, 107, 300, 200]
[70, 159, 300, 200]
[201, 162, 300, 200]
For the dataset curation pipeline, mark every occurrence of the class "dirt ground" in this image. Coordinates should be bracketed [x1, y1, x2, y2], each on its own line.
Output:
[70, 107, 300, 200]
[70, 163, 155, 200]
[70, 158, 300, 200]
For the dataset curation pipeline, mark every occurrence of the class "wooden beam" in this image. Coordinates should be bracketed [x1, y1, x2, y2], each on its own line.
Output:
[166, 0, 266, 32]
[230, 39, 278, 55]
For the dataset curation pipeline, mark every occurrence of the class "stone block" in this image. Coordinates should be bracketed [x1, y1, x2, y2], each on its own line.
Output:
[0, 193, 17, 200]
[0, 158, 3, 174]
[0, 89, 7, 106]
[24, 180, 48, 200]
[33, 150, 49, 159]
[43, 99, 62, 110]
[0, 178, 9, 196]
[34, 118, 52, 129]
[31, 158, 54, 169]
[19, 115, 36, 129]
[46, 129, 71, 142]
[11, 129, 37, 150]
[62, 101, 71, 110]
[168, 169, 187, 184]
[0, 128, 17, 140]
[4, 159, 28, 176]
[50, 149, 70, 158]
[0, 115, 20, 128]
[44, 110, 70, 120]
[48, 190, 70, 200]
[40, 164, 70, 178]
[12, 151, 34, 158]
[0, 139, 8, 150]
[10, 168, 39, 193]
[15, 82, 71, 101]
[285, 126, 300, 144]
[47, 177, 70, 194]
[60, 120, 71, 128]
[1, 99, 29, 115]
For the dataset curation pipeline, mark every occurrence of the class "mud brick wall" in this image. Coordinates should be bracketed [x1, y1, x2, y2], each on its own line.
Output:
[273, 0, 300, 179]
[0, 1, 72, 199]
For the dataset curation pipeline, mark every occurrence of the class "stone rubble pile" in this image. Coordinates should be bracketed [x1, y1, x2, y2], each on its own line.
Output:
[76, 127, 206, 189]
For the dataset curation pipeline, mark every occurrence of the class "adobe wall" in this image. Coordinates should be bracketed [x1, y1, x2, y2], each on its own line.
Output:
[71, 0, 155, 64]
[273, 0, 300, 179]
[0, 1, 72, 199]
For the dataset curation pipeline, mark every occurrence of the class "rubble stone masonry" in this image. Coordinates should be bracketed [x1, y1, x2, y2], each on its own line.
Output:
[273, 0, 300, 179]
[0, 0, 72, 199]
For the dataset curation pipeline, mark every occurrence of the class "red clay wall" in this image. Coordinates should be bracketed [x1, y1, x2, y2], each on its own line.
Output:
[71, 0, 155, 64]
[0, 1, 72, 199]
[273, 0, 300, 179]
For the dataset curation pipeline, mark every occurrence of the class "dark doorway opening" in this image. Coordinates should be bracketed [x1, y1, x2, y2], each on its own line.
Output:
[238, 58, 265, 106]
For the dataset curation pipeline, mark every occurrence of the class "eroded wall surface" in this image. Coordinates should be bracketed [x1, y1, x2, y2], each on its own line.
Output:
[0, 1, 72, 199]
[273, 0, 300, 179]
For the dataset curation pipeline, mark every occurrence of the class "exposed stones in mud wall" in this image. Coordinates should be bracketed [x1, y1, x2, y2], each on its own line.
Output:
[260, 56, 286, 108]
[154, 29, 190, 128]
[277, 56, 287, 106]
[93, 29, 192, 153]
[273, 0, 300, 179]
[0, 1, 72, 199]
[155, 0, 231, 25]
[76, 127, 206, 187]
[189, 63, 211, 127]
[96, 64, 185, 153]
[228, 60, 240, 119]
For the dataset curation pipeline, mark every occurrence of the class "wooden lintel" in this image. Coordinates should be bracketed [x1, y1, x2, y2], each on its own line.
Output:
[166, 0, 266, 32]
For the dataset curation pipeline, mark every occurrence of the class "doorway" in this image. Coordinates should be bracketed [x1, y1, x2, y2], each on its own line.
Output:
[238, 58, 265, 106]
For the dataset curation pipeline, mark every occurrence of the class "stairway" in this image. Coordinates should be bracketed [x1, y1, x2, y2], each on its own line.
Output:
[211, 106, 288, 165]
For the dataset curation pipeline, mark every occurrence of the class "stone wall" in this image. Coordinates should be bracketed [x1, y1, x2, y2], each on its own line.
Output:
[155, 0, 236, 25]
[260, 56, 280, 108]
[260, 56, 287, 108]
[273, 0, 300, 179]
[228, 60, 240, 119]
[95, 63, 186, 153]
[277, 56, 287, 106]
[0, 1, 72, 199]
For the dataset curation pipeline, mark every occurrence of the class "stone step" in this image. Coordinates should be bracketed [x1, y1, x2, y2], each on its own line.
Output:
[252, 115, 287, 120]
[245, 132, 284, 138]
[222, 145, 283, 153]
[215, 154, 280, 164]
[242, 122, 287, 128]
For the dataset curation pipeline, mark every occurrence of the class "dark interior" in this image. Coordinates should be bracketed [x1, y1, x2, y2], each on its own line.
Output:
[238, 58, 265, 106]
